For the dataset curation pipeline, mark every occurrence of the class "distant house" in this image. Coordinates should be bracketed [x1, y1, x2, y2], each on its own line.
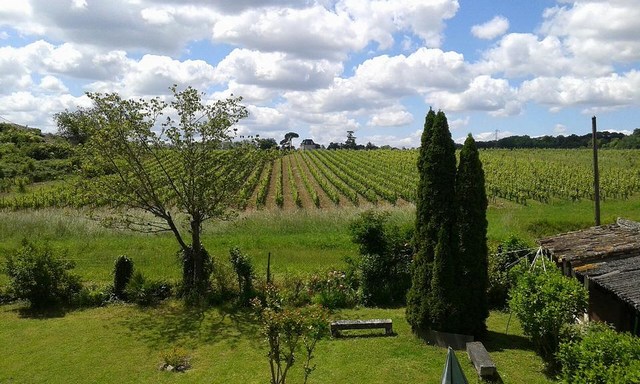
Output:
[299, 139, 321, 150]
[539, 218, 640, 336]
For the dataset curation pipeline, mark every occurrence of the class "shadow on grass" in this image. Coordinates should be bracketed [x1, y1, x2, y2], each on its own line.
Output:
[14, 304, 69, 319]
[119, 302, 260, 350]
[482, 330, 533, 353]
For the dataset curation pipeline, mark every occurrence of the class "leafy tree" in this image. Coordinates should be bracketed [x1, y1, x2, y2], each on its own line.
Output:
[344, 130, 357, 149]
[455, 134, 489, 337]
[257, 137, 278, 150]
[54, 108, 92, 145]
[280, 132, 299, 150]
[78, 85, 256, 299]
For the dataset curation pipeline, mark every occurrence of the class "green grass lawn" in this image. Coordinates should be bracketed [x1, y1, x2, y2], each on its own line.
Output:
[0, 301, 549, 384]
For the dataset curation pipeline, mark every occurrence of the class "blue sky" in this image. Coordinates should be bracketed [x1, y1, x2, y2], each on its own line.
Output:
[0, 0, 638, 147]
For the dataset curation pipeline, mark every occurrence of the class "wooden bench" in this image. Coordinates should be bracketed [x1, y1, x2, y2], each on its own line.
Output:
[330, 319, 393, 337]
[466, 341, 496, 378]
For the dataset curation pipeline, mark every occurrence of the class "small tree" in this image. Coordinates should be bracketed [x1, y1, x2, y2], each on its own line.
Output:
[229, 247, 255, 306]
[76, 85, 257, 299]
[253, 286, 329, 384]
[113, 255, 134, 300]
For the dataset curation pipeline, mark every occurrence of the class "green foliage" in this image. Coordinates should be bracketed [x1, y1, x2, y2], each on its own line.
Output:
[557, 322, 640, 384]
[72, 282, 111, 307]
[113, 255, 134, 300]
[455, 134, 489, 337]
[509, 263, 588, 363]
[125, 271, 173, 306]
[427, 226, 459, 332]
[79, 85, 255, 299]
[349, 210, 412, 306]
[253, 286, 330, 384]
[407, 110, 459, 333]
[3, 240, 82, 309]
[488, 235, 533, 308]
[229, 247, 256, 306]
[308, 270, 358, 309]
[406, 108, 436, 331]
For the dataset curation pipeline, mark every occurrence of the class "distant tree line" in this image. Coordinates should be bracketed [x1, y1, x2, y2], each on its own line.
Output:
[476, 130, 640, 149]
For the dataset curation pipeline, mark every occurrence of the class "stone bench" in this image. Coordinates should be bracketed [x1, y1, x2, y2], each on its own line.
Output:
[330, 319, 393, 337]
[466, 341, 496, 378]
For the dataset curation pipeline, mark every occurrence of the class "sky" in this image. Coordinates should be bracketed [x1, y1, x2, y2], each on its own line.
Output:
[0, 0, 639, 147]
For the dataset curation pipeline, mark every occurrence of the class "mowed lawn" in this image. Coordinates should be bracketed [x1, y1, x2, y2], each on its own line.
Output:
[0, 301, 549, 384]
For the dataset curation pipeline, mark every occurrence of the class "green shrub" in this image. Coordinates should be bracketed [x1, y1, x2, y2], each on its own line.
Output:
[348, 210, 413, 306]
[488, 235, 534, 308]
[0, 284, 16, 304]
[113, 255, 134, 300]
[279, 274, 312, 307]
[509, 262, 588, 363]
[308, 270, 357, 309]
[229, 247, 256, 306]
[125, 271, 172, 306]
[3, 240, 81, 309]
[72, 283, 111, 307]
[557, 322, 640, 384]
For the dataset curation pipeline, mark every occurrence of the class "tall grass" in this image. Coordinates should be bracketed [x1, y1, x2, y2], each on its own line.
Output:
[2, 196, 640, 285]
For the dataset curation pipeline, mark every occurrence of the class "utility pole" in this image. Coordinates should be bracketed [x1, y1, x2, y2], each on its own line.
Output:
[592, 116, 601, 226]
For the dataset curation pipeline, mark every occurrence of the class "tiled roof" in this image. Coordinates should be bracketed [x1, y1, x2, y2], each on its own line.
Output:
[538, 219, 640, 266]
[539, 218, 640, 309]
[574, 255, 640, 310]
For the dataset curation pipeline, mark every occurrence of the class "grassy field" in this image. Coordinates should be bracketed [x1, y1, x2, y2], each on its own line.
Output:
[2, 195, 640, 284]
[0, 301, 548, 384]
[2, 196, 640, 383]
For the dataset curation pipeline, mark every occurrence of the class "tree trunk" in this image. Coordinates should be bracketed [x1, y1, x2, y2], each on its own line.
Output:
[181, 216, 211, 298]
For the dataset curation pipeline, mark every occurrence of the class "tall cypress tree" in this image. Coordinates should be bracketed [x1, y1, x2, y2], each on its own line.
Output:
[406, 110, 457, 333]
[456, 134, 489, 337]
[406, 108, 436, 331]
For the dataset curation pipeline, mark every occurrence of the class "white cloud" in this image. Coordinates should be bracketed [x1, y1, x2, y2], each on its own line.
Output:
[39, 75, 68, 92]
[212, 5, 365, 59]
[519, 71, 640, 110]
[448, 116, 470, 131]
[541, 1, 640, 65]
[554, 123, 567, 135]
[368, 106, 414, 127]
[471, 15, 509, 40]
[214, 49, 342, 91]
[475, 34, 575, 77]
[428, 75, 521, 116]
